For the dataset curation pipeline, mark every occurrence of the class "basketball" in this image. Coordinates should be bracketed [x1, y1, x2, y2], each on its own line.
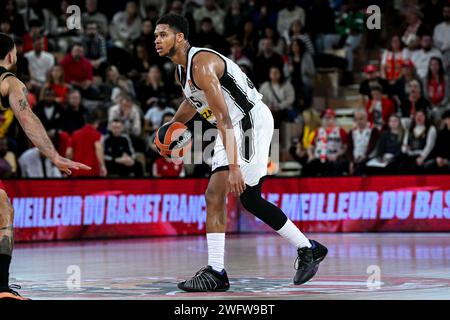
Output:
[154, 121, 192, 159]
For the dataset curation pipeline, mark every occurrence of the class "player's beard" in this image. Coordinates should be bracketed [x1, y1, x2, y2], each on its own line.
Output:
[165, 38, 177, 58]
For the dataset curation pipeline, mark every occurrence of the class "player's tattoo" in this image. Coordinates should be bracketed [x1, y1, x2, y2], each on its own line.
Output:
[0, 234, 13, 256]
[18, 87, 29, 111]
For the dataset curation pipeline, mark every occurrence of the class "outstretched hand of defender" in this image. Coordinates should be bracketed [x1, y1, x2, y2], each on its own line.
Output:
[53, 155, 92, 175]
[228, 166, 246, 197]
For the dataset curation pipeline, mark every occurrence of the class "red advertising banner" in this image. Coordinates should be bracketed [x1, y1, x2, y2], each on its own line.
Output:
[3, 175, 450, 242]
[3, 179, 238, 242]
[240, 175, 450, 233]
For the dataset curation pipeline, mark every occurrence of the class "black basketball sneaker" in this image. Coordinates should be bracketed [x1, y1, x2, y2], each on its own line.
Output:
[178, 266, 230, 292]
[294, 240, 328, 285]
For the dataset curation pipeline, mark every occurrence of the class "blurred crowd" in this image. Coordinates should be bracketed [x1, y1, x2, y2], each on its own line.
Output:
[0, 0, 449, 178]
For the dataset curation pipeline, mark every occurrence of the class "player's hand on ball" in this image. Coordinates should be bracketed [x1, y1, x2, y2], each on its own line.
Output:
[53, 155, 92, 175]
[228, 165, 246, 196]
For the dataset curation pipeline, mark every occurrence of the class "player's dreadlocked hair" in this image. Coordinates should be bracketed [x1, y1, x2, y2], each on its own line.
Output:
[156, 13, 189, 39]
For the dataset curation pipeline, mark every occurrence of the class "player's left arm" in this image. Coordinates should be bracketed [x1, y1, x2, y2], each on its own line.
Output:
[191, 52, 246, 196]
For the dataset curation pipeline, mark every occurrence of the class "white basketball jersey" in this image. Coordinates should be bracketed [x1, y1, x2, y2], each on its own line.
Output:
[176, 47, 262, 126]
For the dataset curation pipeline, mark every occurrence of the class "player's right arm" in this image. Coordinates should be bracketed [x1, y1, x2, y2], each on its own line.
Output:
[7, 77, 91, 175]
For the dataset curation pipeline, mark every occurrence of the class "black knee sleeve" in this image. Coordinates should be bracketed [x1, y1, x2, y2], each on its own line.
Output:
[239, 180, 288, 231]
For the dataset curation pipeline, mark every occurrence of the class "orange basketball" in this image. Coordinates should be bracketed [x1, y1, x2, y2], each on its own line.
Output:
[154, 122, 192, 159]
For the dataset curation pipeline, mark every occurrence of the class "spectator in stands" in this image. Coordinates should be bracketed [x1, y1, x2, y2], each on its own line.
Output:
[108, 94, 142, 139]
[285, 38, 315, 110]
[257, 25, 285, 56]
[110, 1, 142, 50]
[68, 112, 107, 177]
[82, 22, 108, 78]
[284, 20, 313, 55]
[381, 34, 407, 84]
[303, 109, 349, 176]
[254, 38, 285, 86]
[425, 109, 450, 173]
[224, 0, 246, 41]
[25, 36, 55, 89]
[347, 109, 380, 175]
[60, 43, 97, 99]
[136, 65, 171, 113]
[0, 137, 16, 178]
[193, 18, 229, 55]
[82, 0, 109, 37]
[0, 0, 25, 37]
[111, 76, 137, 104]
[310, 0, 337, 55]
[411, 34, 442, 79]
[40, 65, 69, 105]
[401, 4, 429, 49]
[277, 0, 306, 37]
[0, 18, 13, 38]
[289, 108, 321, 169]
[104, 119, 142, 177]
[19, 147, 62, 178]
[14, 38, 29, 80]
[153, 155, 185, 177]
[228, 40, 253, 74]
[365, 84, 396, 131]
[365, 114, 405, 175]
[133, 18, 163, 68]
[391, 59, 423, 109]
[193, 0, 226, 36]
[423, 57, 450, 123]
[62, 90, 87, 134]
[33, 87, 64, 131]
[259, 66, 296, 128]
[22, 20, 48, 53]
[130, 44, 152, 80]
[400, 79, 431, 122]
[433, 3, 450, 74]
[359, 64, 390, 107]
[21, 0, 58, 37]
[144, 99, 176, 133]
[400, 108, 437, 173]
[236, 20, 259, 60]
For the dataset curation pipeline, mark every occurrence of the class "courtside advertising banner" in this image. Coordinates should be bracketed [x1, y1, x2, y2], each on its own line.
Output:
[3, 175, 450, 242]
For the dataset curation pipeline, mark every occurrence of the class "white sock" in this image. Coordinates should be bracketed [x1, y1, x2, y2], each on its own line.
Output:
[277, 220, 311, 248]
[207, 233, 225, 272]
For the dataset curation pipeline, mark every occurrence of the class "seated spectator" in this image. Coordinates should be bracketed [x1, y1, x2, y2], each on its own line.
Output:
[108, 94, 143, 151]
[33, 87, 64, 131]
[82, 22, 108, 78]
[133, 18, 164, 67]
[277, 0, 306, 36]
[193, 17, 229, 55]
[347, 109, 380, 175]
[110, 1, 142, 50]
[82, 0, 109, 37]
[381, 34, 407, 84]
[236, 20, 259, 60]
[18, 147, 62, 178]
[21, 0, 58, 37]
[14, 38, 30, 80]
[284, 20, 313, 55]
[401, 4, 430, 49]
[400, 79, 431, 124]
[49, 129, 72, 158]
[425, 109, 450, 173]
[22, 19, 48, 53]
[0, 137, 16, 178]
[365, 114, 405, 175]
[62, 90, 87, 134]
[391, 59, 423, 108]
[224, 0, 246, 41]
[303, 109, 348, 176]
[411, 34, 442, 79]
[289, 108, 321, 168]
[365, 84, 396, 131]
[67, 112, 107, 177]
[193, 0, 226, 36]
[111, 76, 137, 105]
[104, 119, 142, 177]
[144, 100, 176, 133]
[60, 42, 97, 99]
[24, 35, 55, 90]
[259, 66, 296, 128]
[285, 38, 315, 110]
[433, 3, 450, 73]
[423, 57, 450, 123]
[359, 64, 390, 107]
[400, 109, 437, 173]
[129, 44, 151, 79]
[40, 65, 69, 105]
[254, 38, 285, 86]
[136, 65, 170, 113]
[0, 0, 25, 37]
[228, 40, 254, 74]
[153, 155, 185, 177]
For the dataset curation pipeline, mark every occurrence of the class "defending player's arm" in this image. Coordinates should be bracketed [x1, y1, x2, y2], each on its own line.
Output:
[7, 77, 91, 175]
[191, 53, 246, 196]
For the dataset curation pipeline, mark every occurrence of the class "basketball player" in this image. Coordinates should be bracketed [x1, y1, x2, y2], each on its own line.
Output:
[154, 14, 328, 292]
[0, 33, 91, 300]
